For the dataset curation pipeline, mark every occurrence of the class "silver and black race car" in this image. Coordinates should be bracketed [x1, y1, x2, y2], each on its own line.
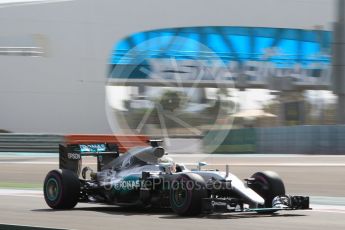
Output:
[43, 140, 310, 216]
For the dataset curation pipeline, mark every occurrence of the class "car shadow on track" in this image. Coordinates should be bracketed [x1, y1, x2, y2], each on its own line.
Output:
[32, 206, 171, 216]
[32, 206, 307, 219]
[162, 213, 307, 220]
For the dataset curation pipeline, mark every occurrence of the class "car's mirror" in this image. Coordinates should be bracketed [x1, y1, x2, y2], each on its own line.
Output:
[198, 162, 207, 170]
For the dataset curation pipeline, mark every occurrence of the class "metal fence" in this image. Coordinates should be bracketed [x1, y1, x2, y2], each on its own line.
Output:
[0, 134, 63, 153]
[204, 125, 345, 155]
[1, 126, 345, 154]
[257, 125, 345, 154]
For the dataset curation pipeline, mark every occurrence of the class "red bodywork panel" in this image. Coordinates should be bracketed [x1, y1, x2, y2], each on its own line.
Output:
[64, 134, 150, 153]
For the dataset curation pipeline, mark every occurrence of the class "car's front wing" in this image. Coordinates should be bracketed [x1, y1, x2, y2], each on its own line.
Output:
[202, 195, 310, 214]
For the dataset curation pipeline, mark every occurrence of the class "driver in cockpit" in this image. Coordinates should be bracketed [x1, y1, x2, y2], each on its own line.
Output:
[158, 155, 176, 173]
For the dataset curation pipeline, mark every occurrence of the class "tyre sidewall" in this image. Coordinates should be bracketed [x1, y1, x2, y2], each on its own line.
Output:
[43, 169, 80, 209]
[44, 170, 63, 208]
[250, 171, 285, 208]
[169, 173, 207, 216]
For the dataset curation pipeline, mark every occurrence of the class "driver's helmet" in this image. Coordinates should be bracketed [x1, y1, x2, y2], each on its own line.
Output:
[158, 156, 176, 173]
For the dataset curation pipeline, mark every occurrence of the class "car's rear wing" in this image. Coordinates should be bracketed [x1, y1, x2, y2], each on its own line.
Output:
[60, 134, 150, 175]
[59, 143, 119, 174]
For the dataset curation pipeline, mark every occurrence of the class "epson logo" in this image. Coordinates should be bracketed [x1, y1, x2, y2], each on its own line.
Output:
[67, 153, 81, 160]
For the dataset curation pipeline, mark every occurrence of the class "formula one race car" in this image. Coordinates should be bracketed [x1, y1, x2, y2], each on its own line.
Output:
[43, 138, 310, 216]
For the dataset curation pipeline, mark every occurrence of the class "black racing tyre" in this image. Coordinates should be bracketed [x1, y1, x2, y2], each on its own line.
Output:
[249, 171, 285, 208]
[169, 173, 208, 216]
[43, 169, 80, 209]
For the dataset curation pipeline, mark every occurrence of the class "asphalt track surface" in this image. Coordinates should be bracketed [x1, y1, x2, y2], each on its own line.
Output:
[0, 153, 345, 230]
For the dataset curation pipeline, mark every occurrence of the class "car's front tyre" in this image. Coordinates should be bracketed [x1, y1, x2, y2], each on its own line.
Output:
[249, 171, 285, 213]
[43, 169, 80, 209]
[169, 173, 208, 216]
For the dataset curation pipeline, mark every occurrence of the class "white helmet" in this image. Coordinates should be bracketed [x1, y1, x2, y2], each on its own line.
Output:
[158, 156, 176, 173]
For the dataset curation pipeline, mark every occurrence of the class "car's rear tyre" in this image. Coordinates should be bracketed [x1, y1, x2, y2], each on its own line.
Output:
[249, 171, 285, 212]
[43, 169, 80, 209]
[169, 173, 208, 216]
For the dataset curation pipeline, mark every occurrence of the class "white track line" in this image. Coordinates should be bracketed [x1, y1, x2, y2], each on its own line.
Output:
[0, 189, 42, 198]
[309, 204, 345, 214]
[0, 161, 60, 164]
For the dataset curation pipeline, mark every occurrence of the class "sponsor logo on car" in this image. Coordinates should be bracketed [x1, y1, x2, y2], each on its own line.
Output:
[67, 152, 81, 160]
